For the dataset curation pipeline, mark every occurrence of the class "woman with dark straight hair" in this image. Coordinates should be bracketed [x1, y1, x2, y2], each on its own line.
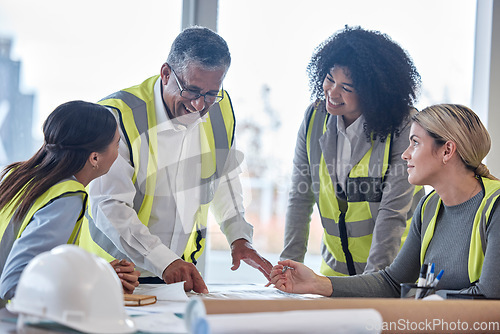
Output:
[0, 100, 139, 302]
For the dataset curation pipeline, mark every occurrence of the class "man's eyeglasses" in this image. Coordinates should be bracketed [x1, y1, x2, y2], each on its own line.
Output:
[171, 67, 224, 104]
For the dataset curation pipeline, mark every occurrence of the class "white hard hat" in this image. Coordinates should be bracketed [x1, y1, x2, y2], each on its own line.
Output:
[7, 244, 135, 333]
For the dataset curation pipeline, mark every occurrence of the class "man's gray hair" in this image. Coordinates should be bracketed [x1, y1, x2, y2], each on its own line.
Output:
[167, 26, 231, 74]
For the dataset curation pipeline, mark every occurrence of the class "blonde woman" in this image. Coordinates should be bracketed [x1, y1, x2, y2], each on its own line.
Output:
[271, 104, 500, 299]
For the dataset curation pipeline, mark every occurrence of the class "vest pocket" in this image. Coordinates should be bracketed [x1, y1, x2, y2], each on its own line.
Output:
[346, 177, 383, 202]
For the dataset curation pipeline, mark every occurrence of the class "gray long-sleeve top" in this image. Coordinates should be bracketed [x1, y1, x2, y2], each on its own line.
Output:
[281, 102, 416, 273]
[329, 189, 500, 299]
[0, 195, 82, 300]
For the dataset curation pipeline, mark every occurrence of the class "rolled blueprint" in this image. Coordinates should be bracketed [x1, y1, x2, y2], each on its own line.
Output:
[185, 298, 382, 334]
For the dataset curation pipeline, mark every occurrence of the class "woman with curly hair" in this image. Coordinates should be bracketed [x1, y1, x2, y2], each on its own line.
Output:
[280, 26, 424, 277]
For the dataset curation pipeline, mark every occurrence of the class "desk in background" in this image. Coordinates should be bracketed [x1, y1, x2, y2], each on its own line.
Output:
[202, 297, 500, 334]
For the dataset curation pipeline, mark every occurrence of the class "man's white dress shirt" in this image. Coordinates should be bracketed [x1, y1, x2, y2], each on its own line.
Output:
[89, 78, 253, 278]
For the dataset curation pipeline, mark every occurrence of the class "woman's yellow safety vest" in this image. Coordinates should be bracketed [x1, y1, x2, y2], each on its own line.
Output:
[420, 177, 500, 283]
[0, 179, 87, 274]
[306, 103, 423, 276]
[79, 75, 235, 265]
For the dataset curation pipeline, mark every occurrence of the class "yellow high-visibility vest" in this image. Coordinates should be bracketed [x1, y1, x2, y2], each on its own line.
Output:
[306, 103, 423, 276]
[0, 179, 87, 273]
[420, 177, 500, 283]
[79, 75, 235, 265]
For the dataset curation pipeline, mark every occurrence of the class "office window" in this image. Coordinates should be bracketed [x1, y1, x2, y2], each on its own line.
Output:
[205, 0, 477, 283]
[0, 0, 182, 166]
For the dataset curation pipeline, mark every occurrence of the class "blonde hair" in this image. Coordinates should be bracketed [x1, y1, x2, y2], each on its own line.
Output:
[412, 104, 498, 180]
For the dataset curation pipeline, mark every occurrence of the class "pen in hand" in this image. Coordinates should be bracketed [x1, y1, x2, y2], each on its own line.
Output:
[264, 265, 295, 287]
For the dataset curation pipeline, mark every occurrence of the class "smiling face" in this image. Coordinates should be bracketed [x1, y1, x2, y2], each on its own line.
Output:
[401, 122, 446, 186]
[322, 65, 362, 127]
[160, 63, 226, 125]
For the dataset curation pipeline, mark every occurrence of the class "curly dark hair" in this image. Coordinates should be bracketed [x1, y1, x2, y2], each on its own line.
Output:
[307, 26, 421, 140]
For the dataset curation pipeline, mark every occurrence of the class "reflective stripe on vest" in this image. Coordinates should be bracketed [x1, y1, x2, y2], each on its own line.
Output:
[0, 180, 87, 275]
[80, 75, 235, 265]
[420, 177, 500, 283]
[307, 103, 421, 276]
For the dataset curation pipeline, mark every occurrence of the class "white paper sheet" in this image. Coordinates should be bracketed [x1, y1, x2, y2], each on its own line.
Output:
[128, 283, 369, 334]
[126, 300, 188, 315]
[134, 282, 190, 301]
[132, 313, 188, 334]
[189, 283, 325, 300]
